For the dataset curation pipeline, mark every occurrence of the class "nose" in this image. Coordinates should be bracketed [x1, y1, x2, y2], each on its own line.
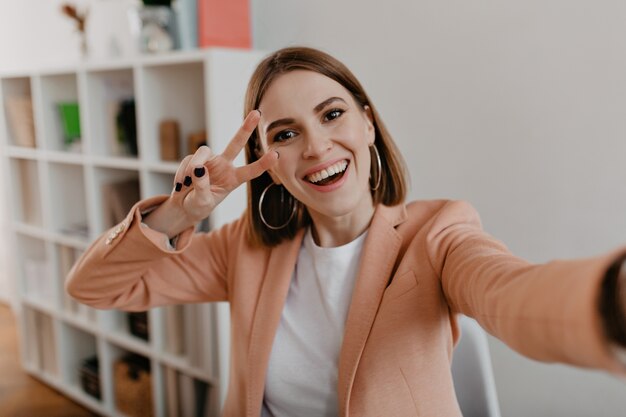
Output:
[302, 131, 332, 159]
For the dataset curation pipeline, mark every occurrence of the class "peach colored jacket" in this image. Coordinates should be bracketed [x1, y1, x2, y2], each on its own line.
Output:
[66, 196, 626, 417]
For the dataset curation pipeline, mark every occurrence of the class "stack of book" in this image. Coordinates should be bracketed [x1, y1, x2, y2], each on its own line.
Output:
[80, 356, 101, 400]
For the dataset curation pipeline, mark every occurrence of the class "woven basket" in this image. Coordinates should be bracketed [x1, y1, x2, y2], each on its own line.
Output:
[114, 355, 153, 417]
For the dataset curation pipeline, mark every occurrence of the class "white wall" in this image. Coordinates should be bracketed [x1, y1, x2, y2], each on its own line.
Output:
[2, 0, 626, 415]
[251, 1, 626, 415]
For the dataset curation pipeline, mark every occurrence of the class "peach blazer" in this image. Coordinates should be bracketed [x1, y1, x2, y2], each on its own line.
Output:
[66, 196, 626, 416]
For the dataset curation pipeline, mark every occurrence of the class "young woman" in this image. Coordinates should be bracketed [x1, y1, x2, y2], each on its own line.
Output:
[67, 47, 626, 417]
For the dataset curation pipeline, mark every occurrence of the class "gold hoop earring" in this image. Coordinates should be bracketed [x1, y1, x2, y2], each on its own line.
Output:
[259, 183, 297, 230]
[370, 145, 382, 191]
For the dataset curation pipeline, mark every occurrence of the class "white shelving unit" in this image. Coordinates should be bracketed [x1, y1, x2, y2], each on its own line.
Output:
[0, 48, 265, 417]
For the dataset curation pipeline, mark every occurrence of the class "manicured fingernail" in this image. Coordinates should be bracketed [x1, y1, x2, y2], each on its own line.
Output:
[274, 150, 279, 159]
[183, 176, 192, 186]
[256, 109, 262, 116]
[175, 182, 182, 192]
[194, 167, 205, 178]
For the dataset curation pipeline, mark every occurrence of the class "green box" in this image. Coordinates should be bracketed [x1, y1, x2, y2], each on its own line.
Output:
[58, 102, 81, 145]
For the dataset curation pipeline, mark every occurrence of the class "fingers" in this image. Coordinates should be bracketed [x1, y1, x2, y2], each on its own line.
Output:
[171, 145, 214, 199]
[171, 155, 194, 199]
[235, 150, 279, 185]
[222, 110, 261, 162]
[187, 145, 214, 193]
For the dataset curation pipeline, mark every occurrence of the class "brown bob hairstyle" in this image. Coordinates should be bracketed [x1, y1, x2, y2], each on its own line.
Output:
[244, 46, 408, 247]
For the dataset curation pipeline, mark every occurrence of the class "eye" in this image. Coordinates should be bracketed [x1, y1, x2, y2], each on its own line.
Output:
[323, 108, 344, 122]
[273, 130, 297, 143]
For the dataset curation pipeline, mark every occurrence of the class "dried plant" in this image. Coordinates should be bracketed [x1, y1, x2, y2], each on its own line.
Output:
[61, 3, 88, 34]
[61, 3, 89, 56]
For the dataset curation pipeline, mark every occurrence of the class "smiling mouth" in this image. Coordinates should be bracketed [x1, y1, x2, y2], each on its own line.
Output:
[305, 160, 349, 186]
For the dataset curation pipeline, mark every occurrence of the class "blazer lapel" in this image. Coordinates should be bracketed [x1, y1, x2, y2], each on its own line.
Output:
[337, 204, 407, 416]
[246, 228, 305, 417]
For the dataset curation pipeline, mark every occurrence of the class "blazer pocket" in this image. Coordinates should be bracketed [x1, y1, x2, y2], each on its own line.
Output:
[383, 269, 418, 301]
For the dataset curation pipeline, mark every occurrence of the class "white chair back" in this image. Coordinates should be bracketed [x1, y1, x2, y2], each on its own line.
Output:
[451, 315, 502, 417]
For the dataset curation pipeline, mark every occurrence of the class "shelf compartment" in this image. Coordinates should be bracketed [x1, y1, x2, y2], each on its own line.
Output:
[48, 162, 90, 239]
[22, 307, 59, 378]
[85, 68, 137, 158]
[101, 310, 152, 352]
[92, 167, 141, 233]
[16, 233, 55, 308]
[159, 364, 217, 417]
[9, 157, 43, 227]
[139, 62, 206, 164]
[39, 73, 83, 153]
[1, 76, 37, 148]
[58, 323, 102, 401]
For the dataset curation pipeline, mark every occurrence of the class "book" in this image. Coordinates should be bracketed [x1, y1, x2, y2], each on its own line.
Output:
[101, 178, 141, 227]
[5, 96, 36, 147]
[40, 314, 58, 376]
[178, 372, 195, 417]
[164, 305, 185, 355]
[164, 367, 180, 416]
[197, 0, 251, 48]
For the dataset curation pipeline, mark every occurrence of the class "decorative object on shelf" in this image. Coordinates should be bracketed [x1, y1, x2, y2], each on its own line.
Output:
[173, 0, 198, 50]
[198, 0, 251, 49]
[80, 355, 101, 400]
[128, 311, 150, 341]
[57, 102, 82, 152]
[60, 3, 89, 59]
[4, 96, 36, 147]
[131, 0, 176, 53]
[114, 353, 153, 417]
[159, 119, 181, 161]
[116, 99, 138, 156]
[187, 130, 207, 154]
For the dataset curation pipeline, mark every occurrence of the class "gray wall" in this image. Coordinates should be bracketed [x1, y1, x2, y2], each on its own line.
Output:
[1, 0, 625, 414]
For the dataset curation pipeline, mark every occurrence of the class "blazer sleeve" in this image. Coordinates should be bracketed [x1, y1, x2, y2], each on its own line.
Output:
[425, 200, 626, 374]
[65, 195, 242, 312]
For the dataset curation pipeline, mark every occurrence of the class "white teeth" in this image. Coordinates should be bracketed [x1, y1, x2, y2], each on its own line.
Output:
[306, 160, 348, 183]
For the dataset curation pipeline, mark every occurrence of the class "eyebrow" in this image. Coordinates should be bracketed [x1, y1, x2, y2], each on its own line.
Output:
[264, 96, 348, 135]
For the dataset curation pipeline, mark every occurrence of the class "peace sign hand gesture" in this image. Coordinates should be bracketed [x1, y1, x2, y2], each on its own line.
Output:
[143, 110, 278, 238]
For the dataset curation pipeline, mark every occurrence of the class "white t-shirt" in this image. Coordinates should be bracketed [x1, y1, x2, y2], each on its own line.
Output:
[261, 228, 368, 417]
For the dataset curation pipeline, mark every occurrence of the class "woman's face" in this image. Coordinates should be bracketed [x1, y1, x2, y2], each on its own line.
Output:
[257, 70, 376, 221]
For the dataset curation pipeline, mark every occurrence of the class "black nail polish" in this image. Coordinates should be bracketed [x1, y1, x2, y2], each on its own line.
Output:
[175, 182, 182, 192]
[194, 167, 205, 178]
[184, 176, 192, 186]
